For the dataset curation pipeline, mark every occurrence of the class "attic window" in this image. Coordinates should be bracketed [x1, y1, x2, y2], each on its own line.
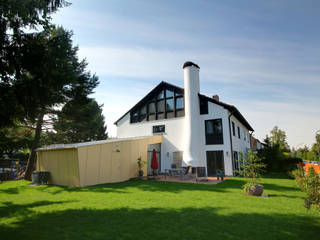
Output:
[157, 90, 164, 100]
[166, 89, 174, 98]
[200, 98, 208, 115]
[131, 110, 139, 123]
[176, 97, 184, 110]
[166, 98, 174, 111]
[129, 85, 185, 123]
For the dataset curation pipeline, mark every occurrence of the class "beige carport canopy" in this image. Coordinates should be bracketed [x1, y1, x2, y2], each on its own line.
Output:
[36, 136, 162, 187]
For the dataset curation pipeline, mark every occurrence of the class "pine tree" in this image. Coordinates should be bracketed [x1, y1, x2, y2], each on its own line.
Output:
[53, 98, 108, 143]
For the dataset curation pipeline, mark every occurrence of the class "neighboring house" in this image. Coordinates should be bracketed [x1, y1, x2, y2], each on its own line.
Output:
[115, 62, 254, 176]
[250, 136, 265, 151]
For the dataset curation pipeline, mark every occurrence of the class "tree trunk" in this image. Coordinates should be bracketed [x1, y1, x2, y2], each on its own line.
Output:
[24, 110, 45, 180]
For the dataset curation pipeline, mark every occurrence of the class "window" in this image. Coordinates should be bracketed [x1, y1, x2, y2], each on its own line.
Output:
[232, 121, 235, 136]
[200, 98, 208, 115]
[153, 125, 165, 133]
[139, 105, 147, 121]
[131, 110, 139, 123]
[173, 151, 183, 168]
[165, 89, 174, 98]
[244, 130, 246, 141]
[175, 91, 183, 97]
[166, 98, 174, 111]
[130, 87, 185, 123]
[233, 151, 240, 174]
[205, 119, 223, 144]
[157, 90, 164, 100]
[237, 126, 240, 139]
[148, 102, 156, 114]
[157, 100, 164, 112]
[176, 97, 184, 110]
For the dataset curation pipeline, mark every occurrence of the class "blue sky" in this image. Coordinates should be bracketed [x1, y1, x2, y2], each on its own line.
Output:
[52, 0, 320, 148]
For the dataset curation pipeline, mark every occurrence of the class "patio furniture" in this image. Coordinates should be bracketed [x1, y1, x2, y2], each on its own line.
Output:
[216, 170, 224, 181]
[196, 167, 208, 182]
[165, 164, 185, 178]
[179, 166, 192, 180]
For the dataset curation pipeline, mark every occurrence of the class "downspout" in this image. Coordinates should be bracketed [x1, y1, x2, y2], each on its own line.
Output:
[228, 111, 234, 176]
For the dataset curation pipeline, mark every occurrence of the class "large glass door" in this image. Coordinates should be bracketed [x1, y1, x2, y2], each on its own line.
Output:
[206, 151, 224, 176]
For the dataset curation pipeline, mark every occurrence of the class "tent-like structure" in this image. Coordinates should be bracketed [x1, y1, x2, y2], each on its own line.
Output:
[36, 136, 162, 187]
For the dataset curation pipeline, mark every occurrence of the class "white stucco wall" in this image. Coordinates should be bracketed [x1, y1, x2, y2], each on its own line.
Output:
[116, 100, 252, 176]
[116, 114, 185, 171]
[199, 102, 234, 176]
[229, 114, 251, 157]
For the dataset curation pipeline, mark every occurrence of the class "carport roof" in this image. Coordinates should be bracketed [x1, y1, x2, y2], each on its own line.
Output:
[37, 136, 161, 151]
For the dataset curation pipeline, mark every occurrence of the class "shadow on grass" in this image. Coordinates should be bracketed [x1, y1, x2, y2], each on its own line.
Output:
[40, 179, 248, 195]
[0, 200, 76, 218]
[1, 206, 319, 240]
[0, 186, 20, 194]
[1, 178, 299, 197]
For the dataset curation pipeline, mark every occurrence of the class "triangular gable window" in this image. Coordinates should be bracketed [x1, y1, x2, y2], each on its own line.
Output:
[130, 85, 184, 123]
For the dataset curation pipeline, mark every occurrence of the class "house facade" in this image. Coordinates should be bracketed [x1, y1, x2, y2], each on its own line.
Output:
[115, 62, 253, 176]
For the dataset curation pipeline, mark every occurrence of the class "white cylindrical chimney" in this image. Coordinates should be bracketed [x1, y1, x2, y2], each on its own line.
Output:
[182, 61, 203, 167]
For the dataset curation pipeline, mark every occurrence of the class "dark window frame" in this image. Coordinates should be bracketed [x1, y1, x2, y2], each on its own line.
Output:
[205, 119, 224, 145]
[153, 125, 165, 133]
[232, 121, 235, 136]
[237, 126, 240, 139]
[130, 85, 185, 123]
[200, 98, 208, 115]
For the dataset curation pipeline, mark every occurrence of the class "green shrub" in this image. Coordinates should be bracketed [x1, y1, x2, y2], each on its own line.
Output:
[242, 182, 256, 195]
[238, 150, 266, 185]
[292, 166, 320, 211]
[290, 165, 305, 189]
[303, 167, 320, 211]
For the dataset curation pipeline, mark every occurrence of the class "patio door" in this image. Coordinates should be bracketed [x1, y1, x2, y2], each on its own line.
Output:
[147, 144, 161, 175]
[206, 151, 224, 176]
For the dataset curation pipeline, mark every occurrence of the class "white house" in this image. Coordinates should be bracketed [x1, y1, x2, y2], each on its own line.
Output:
[115, 62, 254, 176]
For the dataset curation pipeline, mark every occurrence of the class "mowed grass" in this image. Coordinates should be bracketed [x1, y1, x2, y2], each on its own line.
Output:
[0, 175, 319, 240]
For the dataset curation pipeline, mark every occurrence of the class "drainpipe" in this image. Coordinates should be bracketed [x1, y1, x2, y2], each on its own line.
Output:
[228, 111, 234, 176]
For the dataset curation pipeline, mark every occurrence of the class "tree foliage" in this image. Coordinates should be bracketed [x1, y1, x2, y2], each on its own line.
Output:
[0, 125, 34, 157]
[51, 98, 108, 144]
[20, 26, 99, 180]
[292, 134, 320, 162]
[238, 150, 266, 184]
[292, 165, 320, 211]
[269, 126, 290, 151]
[257, 126, 300, 173]
[0, 0, 69, 127]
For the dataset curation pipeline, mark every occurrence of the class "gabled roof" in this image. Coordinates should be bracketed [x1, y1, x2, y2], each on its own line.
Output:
[198, 94, 254, 131]
[114, 81, 184, 125]
[114, 81, 254, 131]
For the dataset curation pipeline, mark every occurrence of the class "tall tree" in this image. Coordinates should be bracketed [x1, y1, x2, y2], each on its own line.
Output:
[0, 125, 34, 157]
[0, 0, 69, 127]
[21, 26, 99, 180]
[269, 126, 290, 151]
[52, 98, 108, 144]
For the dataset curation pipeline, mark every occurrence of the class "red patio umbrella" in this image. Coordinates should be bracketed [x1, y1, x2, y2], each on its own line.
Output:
[151, 149, 159, 173]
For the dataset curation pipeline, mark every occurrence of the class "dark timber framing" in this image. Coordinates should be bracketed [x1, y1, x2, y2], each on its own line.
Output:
[114, 82, 254, 134]
[114, 81, 185, 125]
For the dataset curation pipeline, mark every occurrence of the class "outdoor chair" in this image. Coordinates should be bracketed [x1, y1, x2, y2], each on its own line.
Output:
[196, 167, 208, 182]
[165, 164, 182, 178]
[179, 166, 192, 180]
[216, 170, 224, 182]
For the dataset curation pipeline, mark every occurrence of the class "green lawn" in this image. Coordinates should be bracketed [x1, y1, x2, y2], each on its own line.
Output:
[0, 175, 319, 240]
